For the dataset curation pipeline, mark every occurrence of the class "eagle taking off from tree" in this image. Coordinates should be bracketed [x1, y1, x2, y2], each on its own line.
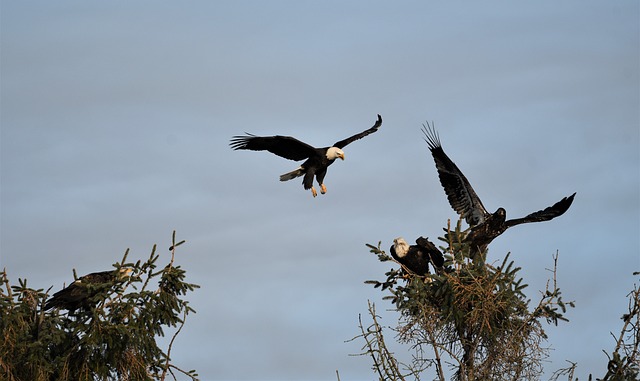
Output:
[230, 114, 382, 197]
[45, 268, 133, 312]
[422, 122, 576, 260]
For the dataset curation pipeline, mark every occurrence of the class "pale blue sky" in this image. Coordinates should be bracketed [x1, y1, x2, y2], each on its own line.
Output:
[1, 1, 639, 380]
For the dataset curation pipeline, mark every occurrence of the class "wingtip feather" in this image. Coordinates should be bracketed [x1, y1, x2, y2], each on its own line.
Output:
[421, 121, 441, 150]
[229, 134, 255, 150]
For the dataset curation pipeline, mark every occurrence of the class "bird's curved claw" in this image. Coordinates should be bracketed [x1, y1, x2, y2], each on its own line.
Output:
[311, 187, 318, 197]
[320, 184, 327, 194]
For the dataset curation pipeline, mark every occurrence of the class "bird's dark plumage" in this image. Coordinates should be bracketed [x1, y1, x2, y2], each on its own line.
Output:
[229, 134, 317, 161]
[390, 237, 445, 276]
[422, 122, 576, 259]
[45, 268, 132, 312]
[422, 124, 489, 226]
[332, 114, 383, 149]
[230, 114, 382, 197]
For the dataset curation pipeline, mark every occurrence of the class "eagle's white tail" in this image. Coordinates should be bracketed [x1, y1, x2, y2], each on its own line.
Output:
[280, 166, 304, 182]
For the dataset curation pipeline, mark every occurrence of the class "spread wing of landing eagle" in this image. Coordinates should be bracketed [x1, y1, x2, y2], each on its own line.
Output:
[230, 114, 382, 197]
[45, 268, 132, 312]
[422, 122, 576, 258]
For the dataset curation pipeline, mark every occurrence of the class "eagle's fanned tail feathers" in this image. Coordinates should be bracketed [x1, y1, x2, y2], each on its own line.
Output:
[280, 167, 305, 182]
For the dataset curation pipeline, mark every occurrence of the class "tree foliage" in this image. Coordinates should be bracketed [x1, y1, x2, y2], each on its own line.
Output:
[603, 278, 640, 380]
[550, 276, 640, 381]
[357, 219, 575, 381]
[0, 232, 199, 381]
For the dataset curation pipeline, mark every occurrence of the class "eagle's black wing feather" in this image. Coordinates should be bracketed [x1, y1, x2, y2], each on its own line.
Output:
[45, 284, 80, 310]
[423, 123, 489, 226]
[332, 114, 382, 149]
[415, 236, 445, 268]
[230, 134, 317, 161]
[505, 192, 576, 228]
[79, 271, 116, 283]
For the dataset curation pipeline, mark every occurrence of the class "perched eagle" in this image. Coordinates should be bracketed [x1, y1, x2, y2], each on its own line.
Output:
[45, 268, 132, 312]
[422, 123, 576, 259]
[230, 114, 382, 197]
[390, 237, 445, 276]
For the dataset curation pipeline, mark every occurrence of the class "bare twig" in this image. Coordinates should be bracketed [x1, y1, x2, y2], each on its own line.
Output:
[161, 309, 189, 380]
[349, 301, 408, 380]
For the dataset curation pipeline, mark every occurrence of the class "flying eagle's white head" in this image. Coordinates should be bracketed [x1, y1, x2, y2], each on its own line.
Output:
[392, 237, 410, 258]
[326, 147, 345, 161]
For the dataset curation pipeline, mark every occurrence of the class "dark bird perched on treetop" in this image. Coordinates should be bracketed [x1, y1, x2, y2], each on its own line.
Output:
[422, 122, 576, 259]
[390, 236, 445, 276]
[45, 268, 133, 312]
[230, 114, 382, 197]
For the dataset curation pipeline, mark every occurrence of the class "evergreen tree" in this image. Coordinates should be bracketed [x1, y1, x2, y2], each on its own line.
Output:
[358, 219, 574, 381]
[0, 232, 199, 381]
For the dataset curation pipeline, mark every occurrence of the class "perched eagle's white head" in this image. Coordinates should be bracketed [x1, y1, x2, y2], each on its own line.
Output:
[326, 147, 345, 161]
[393, 237, 410, 258]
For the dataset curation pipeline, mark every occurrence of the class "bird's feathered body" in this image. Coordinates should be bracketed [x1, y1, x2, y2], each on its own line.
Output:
[45, 268, 132, 311]
[230, 114, 382, 197]
[422, 123, 576, 259]
[390, 237, 445, 276]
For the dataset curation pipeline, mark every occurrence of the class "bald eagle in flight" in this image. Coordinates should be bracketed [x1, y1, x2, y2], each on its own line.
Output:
[390, 237, 445, 276]
[45, 268, 132, 312]
[230, 114, 382, 197]
[422, 123, 576, 259]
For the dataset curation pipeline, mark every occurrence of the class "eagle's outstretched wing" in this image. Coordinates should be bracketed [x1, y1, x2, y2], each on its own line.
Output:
[505, 192, 576, 228]
[332, 114, 382, 149]
[423, 123, 489, 226]
[230, 134, 317, 161]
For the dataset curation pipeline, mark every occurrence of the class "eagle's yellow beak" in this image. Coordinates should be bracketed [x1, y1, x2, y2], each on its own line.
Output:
[338, 152, 345, 160]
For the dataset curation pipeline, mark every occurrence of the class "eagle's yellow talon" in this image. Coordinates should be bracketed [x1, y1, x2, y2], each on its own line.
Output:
[311, 187, 318, 197]
[320, 184, 327, 194]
